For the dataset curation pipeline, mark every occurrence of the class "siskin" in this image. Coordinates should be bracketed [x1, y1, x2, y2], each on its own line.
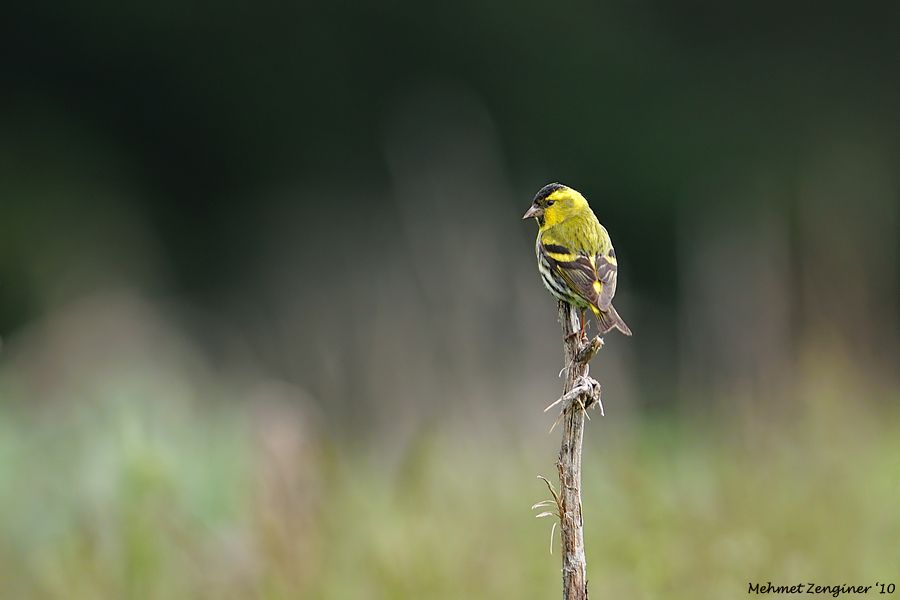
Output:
[523, 183, 632, 337]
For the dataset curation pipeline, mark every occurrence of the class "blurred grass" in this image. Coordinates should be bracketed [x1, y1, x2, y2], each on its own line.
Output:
[1, 383, 898, 599]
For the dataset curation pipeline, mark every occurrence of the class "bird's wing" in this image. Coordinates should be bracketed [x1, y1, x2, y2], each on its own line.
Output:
[539, 242, 604, 307]
[594, 248, 618, 310]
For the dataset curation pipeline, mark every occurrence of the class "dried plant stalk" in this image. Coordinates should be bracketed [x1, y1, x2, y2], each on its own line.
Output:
[553, 300, 602, 600]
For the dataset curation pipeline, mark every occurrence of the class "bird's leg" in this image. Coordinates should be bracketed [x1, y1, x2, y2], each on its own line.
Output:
[567, 311, 586, 343]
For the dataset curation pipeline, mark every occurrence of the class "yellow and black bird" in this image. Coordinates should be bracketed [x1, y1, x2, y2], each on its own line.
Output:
[523, 183, 632, 338]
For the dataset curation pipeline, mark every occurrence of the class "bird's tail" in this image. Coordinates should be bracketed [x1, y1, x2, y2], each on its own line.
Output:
[594, 303, 632, 336]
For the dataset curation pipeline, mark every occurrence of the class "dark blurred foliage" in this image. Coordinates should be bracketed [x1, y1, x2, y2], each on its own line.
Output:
[1, 0, 898, 419]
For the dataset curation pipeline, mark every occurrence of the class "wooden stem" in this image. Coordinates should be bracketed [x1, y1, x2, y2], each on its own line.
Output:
[557, 301, 592, 600]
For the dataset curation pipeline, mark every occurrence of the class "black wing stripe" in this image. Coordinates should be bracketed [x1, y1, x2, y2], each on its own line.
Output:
[541, 243, 571, 254]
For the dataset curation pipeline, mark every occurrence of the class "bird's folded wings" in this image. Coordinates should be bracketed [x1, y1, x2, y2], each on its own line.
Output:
[540, 243, 618, 310]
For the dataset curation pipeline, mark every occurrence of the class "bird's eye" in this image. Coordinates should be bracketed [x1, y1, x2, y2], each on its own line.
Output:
[547, 200, 555, 206]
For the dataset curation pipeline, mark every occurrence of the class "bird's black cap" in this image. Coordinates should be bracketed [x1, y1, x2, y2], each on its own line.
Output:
[533, 182, 567, 203]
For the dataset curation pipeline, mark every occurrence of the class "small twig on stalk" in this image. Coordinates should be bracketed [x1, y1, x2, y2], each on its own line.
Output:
[543, 377, 602, 416]
[536, 476, 562, 509]
[575, 336, 604, 364]
[535, 301, 605, 600]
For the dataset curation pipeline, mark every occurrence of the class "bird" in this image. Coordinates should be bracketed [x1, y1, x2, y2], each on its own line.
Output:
[523, 182, 632, 338]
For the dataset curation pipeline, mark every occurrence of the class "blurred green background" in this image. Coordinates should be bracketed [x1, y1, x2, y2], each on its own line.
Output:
[1, 2, 899, 598]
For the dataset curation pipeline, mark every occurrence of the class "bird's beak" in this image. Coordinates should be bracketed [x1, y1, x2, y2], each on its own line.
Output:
[522, 205, 543, 220]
